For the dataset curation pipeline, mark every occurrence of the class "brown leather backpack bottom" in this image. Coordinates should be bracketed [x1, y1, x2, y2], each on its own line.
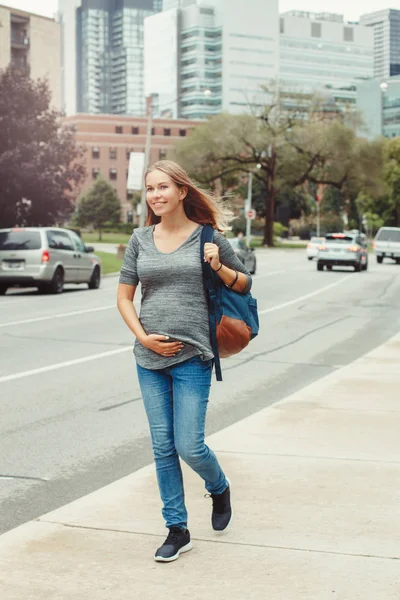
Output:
[216, 315, 252, 358]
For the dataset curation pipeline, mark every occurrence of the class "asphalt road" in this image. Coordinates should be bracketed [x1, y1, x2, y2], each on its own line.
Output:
[1, 250, 400, 535]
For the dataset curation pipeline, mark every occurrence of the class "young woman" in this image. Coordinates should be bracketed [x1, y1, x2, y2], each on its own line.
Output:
[117, 160, 252, 563]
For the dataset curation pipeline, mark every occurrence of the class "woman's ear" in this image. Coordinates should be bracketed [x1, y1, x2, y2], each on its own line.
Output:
[180, 186, 188, 201]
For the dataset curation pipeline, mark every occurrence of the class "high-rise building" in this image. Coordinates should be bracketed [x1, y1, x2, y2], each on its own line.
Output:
[144, 0, 279, 119]
[58, 0, 161, 116]
[357, 76, 400, 140]
[360, 9, 400, 79]
[0, 4, 61, 108]
[280, 11, 373, 110]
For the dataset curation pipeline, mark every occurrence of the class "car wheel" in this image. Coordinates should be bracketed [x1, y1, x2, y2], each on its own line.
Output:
[327, 265, 332, 271]
[354, 262, 362, 272]
[88, 266, 101, 289]
[377, 256, 383, 264]
[308, 257, 313, 261]
[317, 262, 324, 271]
[49, 268, 64, 294]
[363, 261, 368, 271]
[0, 284, 8, 295]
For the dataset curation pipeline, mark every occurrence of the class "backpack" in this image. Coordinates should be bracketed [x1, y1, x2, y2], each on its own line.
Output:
[200, 225, 259, 381]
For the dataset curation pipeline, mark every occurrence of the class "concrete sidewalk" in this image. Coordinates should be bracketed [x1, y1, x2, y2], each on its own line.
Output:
[1, 336, 400, 599]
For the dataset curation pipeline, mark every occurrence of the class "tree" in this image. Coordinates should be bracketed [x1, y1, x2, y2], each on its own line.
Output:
[383, 137, 400, 225]
[76, 176, 121, 240]
[174, 92, 383, 246]
[0, 66, 85, 227]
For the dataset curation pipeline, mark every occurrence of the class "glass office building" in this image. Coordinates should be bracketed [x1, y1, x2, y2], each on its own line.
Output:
[280, 12, 374, 110]
[144, 0, 279, 119]
[62, 0, 160, 115]
[360, 9, 400, 79]
[357, 76, 400, 139]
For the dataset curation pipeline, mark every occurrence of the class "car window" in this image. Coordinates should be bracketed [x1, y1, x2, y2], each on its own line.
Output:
[47, 230, 74, 251]
[69, 232, 86, 253]
[0, 230, 42, 250]
[229, 238, 247, 250]
[376, 229, 400, 242]
[325, 234, 354, 244]
[310, 237, 324, 243]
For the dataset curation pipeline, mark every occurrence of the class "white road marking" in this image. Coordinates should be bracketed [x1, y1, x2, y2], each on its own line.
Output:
[258, 275, 353, 315]
[252, 270, 285, 280]
[0, 305, 116, 328]
[0, 347, 132, 384]
[0, 274, 353, 384]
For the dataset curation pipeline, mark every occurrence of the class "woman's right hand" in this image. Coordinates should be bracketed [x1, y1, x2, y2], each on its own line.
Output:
[141, 334, 184, 357]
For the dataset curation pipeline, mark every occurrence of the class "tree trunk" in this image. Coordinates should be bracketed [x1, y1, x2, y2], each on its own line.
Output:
[263, 175, 276, 247]
[98, 228, 102, 241]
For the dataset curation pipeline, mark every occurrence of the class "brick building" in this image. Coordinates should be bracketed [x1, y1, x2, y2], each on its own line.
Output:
[63, 114, 200, 222]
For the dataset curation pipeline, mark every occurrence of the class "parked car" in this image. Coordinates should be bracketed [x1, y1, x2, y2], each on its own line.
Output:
[373, 227, 400, 264]
[227, 238, 257, 274]
[316, 232, 368, 272]
[306, 236, 325, 260]
[0, 227, 101, 295]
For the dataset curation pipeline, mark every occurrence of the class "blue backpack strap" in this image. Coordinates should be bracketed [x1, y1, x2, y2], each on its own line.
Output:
[200, 225, 222, 381]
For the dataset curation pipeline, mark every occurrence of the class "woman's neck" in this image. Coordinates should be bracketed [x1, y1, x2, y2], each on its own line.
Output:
[158, 212, 195, 233]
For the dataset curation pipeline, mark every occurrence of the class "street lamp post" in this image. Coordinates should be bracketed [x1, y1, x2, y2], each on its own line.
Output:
[138, 95, 153, 227]
[245, 172, 253, 245]
[138, 89, 212, 228]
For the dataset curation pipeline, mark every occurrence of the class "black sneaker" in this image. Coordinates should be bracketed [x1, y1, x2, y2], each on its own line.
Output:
[154, 527, 192, 563]
[206, 480, 232, 531]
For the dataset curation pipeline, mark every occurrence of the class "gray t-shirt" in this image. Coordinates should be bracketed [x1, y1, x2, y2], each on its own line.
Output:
[119, 224, 252, 370]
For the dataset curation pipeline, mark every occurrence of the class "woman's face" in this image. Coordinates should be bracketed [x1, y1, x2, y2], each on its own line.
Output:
[145, 170, 186, 218]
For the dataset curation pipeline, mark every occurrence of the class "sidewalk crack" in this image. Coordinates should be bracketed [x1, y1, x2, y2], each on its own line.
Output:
[36, 519, 399, 561]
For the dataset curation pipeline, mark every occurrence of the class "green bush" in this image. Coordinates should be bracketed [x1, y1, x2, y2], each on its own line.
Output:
[274, 222, 288, 239]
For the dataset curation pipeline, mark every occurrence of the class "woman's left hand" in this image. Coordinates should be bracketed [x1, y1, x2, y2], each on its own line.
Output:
[204, 242, 221, 271]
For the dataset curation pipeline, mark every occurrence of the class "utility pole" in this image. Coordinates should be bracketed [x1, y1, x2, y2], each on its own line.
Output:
[246, 172, 253, 245]
[139, 95, 153, 228]
[316, 193, 321, 237]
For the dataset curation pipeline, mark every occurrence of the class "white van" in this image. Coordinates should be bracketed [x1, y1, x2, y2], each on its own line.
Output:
[373, 227, 400, 264]
[0, 227, 101, 295]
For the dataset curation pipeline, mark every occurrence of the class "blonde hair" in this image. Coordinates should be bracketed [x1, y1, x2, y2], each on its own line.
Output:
[145, 160, 231, 232]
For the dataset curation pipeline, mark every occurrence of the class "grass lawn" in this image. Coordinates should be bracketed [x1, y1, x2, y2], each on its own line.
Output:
[96, 251, 123, 275]
[249, 236, 307, 249]
[82, 232, 132, 245]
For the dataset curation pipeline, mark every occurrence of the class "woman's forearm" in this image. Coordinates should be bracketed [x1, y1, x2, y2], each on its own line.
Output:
[213, 264, 248, 293]
[117, 298, 147, 343]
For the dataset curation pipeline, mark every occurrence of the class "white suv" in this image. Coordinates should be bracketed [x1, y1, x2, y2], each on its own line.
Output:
[0, 227, 101, 295]
[373, 227, 400, 264]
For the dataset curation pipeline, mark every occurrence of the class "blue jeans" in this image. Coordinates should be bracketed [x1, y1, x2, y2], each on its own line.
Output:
[137, 356, 228, 530]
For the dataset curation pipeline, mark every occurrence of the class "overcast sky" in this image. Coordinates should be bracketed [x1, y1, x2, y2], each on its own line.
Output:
[1, 0, 399, 21]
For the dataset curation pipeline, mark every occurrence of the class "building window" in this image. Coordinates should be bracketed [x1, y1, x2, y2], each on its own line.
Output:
[115, 126, 123, 134]
[109, 147, 117, 160]
[151, 127, 155, 135]
[92, 147, 100, 159]
[127, 190, 133, 200]
[344, 27, 354, 42]
[109, 168, 117, 180]
[92, 168, 100, 179]
[179, 129, 187, 137]
[159, 149, 167, 160]
[280, 18, 284, 34]
[132, 126, 139, 134]
[163, 128, 171, 136]
[311, 22, 322, 38]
